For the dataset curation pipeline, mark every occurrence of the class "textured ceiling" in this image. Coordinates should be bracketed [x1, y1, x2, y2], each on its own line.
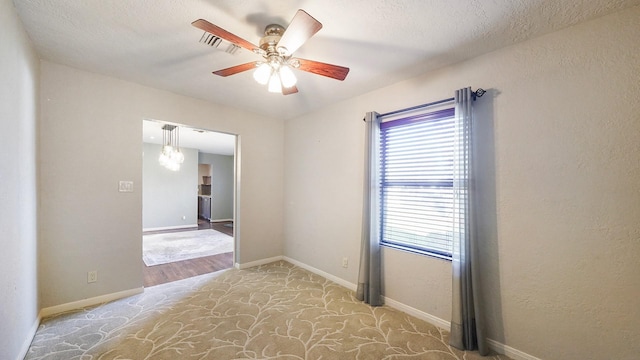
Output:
[16, 0, 639, 154]
[13, 0, 640, 124]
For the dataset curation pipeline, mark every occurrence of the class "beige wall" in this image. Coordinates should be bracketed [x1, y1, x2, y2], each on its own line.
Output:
[38, 61, 284, 308]
[0, 0, 40, 359]
[284, 6, 640, 360]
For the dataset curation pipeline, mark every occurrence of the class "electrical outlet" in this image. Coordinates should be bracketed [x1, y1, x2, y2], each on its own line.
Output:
[87, 270, 98, 283]
[342, 257, 348, 268]
[118, 181, 133, 192]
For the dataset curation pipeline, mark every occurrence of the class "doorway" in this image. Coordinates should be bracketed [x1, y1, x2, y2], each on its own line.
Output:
[141, 119, 237, 287]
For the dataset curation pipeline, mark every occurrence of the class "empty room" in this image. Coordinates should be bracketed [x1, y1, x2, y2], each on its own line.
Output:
[2, 1, 639, 359]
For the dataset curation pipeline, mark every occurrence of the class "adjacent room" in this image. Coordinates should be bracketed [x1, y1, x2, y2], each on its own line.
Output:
[2, 1, 638, 360]
[141, 120, 236, 286]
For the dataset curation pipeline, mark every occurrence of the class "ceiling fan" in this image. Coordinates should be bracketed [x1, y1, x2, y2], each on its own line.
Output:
[192, 9, 349, 95]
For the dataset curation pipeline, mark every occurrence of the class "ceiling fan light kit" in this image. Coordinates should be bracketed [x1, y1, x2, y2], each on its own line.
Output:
[192, 9, 349, 95]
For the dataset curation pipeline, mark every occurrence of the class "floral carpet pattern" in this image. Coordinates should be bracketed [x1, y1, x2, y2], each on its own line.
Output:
[26, 261, 510, 360]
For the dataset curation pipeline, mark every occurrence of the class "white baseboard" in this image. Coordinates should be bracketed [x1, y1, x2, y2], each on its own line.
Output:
[17, 315, 41, 360]
[279, 258, 448, 332]
[39, 287, 144, 318]
[378, 297, 539, 360]
[283, 256, 358, 291]
[143, 224, 198, 232]
[210, 218, 233, 223]
[382, 296, 451, 330]
[235, 256, 284, 270]
[487, 339, 541, 360]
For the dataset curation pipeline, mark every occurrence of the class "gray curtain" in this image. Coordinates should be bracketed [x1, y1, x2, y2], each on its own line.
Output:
[450, 87, 487, 354]
[356, 111, 383, 306]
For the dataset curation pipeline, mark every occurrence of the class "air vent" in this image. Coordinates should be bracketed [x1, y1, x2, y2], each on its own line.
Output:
[199, 32, 241, 55]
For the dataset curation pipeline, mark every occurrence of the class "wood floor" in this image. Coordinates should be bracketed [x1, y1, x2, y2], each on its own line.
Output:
[142, 220, 234, 287]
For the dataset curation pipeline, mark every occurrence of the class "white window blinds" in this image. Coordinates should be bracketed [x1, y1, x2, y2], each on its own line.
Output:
[380, 107, 455, 259]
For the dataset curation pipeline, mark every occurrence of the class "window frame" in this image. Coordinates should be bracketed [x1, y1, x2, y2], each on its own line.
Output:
[378, 107, 456, 260]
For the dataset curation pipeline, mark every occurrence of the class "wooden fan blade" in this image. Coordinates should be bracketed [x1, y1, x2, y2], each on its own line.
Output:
[276, 10, 322, 56]
[282, 85, 298, 95]
[294, 58, 349, 81]
[192, 19, 259, 52]
[212, 62, 258, 77]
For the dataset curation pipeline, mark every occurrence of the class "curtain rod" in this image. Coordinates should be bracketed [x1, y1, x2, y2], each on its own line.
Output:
[373, 88, 486, 119]
[379, 97, 453, 118]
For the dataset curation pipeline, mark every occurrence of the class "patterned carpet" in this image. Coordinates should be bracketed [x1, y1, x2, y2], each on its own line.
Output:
[26, 261, 510, 359]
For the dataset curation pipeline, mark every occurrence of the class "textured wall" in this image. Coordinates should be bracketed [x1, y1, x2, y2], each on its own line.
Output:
[284, 6, 640, 359]
[39, 61, 284, 308]
[0, 0, 40, 359]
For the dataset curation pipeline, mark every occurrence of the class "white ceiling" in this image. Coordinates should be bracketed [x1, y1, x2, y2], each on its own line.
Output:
[13, 0, 640, 152]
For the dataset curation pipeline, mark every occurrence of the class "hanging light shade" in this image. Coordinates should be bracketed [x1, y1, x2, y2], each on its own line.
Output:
[279, 65, 297, 88]
[253, 62, 272, 85]
[268, 72, 282, 93]
[159, 124, 184, 171]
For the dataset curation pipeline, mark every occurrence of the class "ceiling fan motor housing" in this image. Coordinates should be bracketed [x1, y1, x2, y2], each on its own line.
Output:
[259, 24, 285, 51]
[259, 24, 290, 68]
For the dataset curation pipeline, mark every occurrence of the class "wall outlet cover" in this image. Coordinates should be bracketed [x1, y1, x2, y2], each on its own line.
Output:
[87, 270, 98, 283]
[118, 181, 134, 192]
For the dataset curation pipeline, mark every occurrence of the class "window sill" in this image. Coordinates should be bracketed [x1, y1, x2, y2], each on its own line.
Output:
[381, 242, 452, 261]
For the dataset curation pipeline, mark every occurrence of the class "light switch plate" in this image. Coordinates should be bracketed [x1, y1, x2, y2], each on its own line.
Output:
[119, 181, 134, 192]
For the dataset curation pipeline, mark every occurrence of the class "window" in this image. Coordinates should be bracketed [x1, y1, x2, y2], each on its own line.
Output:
[379, 107, 455, 259]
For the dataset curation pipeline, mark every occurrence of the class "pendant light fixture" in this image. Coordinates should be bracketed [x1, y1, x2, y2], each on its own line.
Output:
[158, 124, 184, 171]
